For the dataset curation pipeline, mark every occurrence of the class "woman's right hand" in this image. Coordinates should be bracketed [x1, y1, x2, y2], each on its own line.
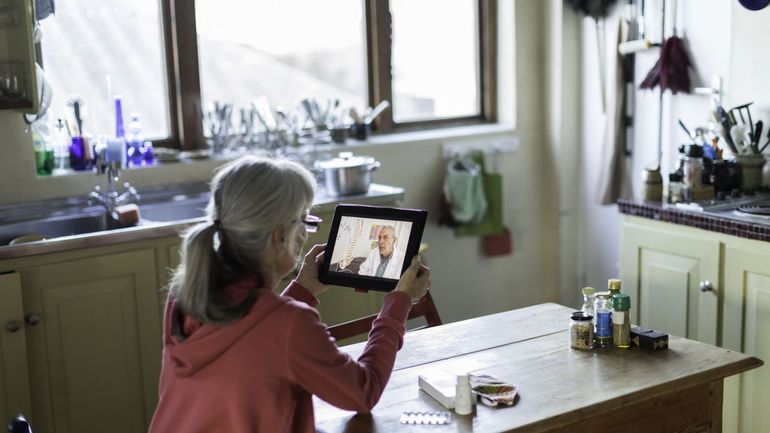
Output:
[395, 256, 431, 300]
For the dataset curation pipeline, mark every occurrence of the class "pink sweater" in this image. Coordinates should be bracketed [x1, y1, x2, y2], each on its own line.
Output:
[148, 280, 412, 433]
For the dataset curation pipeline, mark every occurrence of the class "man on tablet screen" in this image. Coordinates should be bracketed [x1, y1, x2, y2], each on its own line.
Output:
[358, 225, 405, 279]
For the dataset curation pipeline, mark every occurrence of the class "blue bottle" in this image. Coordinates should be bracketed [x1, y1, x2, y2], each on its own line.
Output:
[126, 113, 145, 167]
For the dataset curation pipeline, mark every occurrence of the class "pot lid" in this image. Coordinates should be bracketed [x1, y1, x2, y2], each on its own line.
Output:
[316, 152, 376, 169]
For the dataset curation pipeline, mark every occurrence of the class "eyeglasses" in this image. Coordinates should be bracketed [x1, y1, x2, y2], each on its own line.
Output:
[301, 214, 322, 233]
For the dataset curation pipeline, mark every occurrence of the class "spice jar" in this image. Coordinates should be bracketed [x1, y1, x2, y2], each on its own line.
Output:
[612, 294, 631, 349]
[570, 311, 594, 350]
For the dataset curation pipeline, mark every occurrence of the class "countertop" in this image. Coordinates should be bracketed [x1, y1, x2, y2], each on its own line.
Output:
[315, 303, 763, 432]
[618, 197, 770, 243]
[0, 183, 405, 260]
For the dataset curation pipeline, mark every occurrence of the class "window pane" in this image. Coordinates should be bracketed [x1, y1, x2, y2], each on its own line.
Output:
[196, 0, 367, 119]
[40, 0, 170, 139]
[391, 0, 480, 123]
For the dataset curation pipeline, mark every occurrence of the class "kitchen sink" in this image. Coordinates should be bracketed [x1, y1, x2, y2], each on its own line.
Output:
[0, 211, 130, 245]
[138, 195, 209, 222]
[0, 183, 212, 246]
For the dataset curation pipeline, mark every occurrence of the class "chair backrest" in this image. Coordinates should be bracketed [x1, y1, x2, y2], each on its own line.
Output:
[327, 291, 442, 342]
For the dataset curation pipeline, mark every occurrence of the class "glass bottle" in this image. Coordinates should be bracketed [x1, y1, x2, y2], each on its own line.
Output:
[608, 278, 622, 297]
[581, 287, 596, 317]
[52, 118, 71, 175]
[594, 292, 613, 348]
[570, 311, 594, 350]
[612, 294, 631, 349]
[126, 113, 145, 167]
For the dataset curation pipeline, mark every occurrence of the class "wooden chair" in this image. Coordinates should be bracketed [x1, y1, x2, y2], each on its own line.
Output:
[327, 291, 442, 341]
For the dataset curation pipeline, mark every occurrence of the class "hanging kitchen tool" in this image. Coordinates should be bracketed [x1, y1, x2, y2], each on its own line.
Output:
[638, 0, 693, 170]
[639, 0, 691, 94]
[567, 0, 619, 113]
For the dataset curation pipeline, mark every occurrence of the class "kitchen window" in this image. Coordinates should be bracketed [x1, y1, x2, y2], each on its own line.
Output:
[39, 0, 171, 143]
[39, 0, 497, 150]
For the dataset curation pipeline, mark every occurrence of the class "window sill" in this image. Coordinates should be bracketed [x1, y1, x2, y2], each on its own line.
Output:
[35, 122, 517, 180]
[341, 122, 516, 149]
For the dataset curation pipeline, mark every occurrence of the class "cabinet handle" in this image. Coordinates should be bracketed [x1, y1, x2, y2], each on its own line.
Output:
[25, 314, 41, 326]
[699, 281, 714, 292]
[5, 320, 20, 333]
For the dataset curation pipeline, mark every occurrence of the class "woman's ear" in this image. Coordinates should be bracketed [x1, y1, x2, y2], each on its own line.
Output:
[272, 226, 286, 253]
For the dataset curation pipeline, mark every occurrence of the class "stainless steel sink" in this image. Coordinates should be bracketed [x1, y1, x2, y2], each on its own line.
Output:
[0, 211, 130, 245]
[139, 195, 209, 222]
[0, 182, 212, 246]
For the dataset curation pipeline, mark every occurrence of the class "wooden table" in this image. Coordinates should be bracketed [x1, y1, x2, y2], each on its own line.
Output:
[314, 303, 763, 433]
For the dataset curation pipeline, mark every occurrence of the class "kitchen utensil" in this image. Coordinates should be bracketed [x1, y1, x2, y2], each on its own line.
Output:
[678, 119, 695, 142]
[760, 129, 770, 153]
[315, 152, 380, 196]
[753, 120, 763, 151]
[738, 0, 770, 10]
[365, 100, 390, 124]
[716, 106, 740, 154]
[730, 124, 751, 153]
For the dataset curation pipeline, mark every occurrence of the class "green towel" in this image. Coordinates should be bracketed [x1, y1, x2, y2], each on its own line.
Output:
[444, 156, 487, 224]
[455, 153, 504, 237]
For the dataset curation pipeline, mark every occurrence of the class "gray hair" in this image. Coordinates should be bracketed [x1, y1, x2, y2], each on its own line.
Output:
[169, 155, 316, 324]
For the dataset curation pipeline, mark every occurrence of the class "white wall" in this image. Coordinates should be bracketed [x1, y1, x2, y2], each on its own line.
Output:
[0, 2, 563, 324]
[578, 0, 765, 291]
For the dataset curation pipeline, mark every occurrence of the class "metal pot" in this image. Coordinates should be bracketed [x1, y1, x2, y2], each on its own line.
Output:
[315, 152, 380, 196]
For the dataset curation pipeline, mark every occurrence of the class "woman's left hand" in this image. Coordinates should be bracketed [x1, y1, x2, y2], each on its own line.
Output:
[296, 244, 331, 296]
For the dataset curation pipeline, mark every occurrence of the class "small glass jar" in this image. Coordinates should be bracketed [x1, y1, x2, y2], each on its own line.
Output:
[570, 311, 594, 350]
[594, 292, 613, 348]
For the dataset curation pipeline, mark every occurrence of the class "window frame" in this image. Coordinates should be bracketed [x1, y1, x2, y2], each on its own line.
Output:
[164, 0, 496, 150]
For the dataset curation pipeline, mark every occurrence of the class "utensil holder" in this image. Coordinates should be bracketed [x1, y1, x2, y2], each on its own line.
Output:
[735, 154, 765, 193]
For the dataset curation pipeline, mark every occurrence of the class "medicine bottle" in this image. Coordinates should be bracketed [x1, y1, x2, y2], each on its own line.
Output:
[594, 292, 613, 348]
[612, 294, 631, 349]
[570, 311, 594, 350]
[454, 375, 474, 415]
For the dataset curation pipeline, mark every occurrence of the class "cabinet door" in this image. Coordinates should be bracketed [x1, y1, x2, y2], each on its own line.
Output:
[19, 249, 161, 433]
[621, 221, 720, 345]
[0, 273, 32, 425]
[723, 244, 770, 433]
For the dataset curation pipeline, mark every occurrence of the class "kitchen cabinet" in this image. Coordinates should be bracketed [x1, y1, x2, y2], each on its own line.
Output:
[0, 0, 38, 112]
[620, 217, 719, 345]
[621, 215, 770, 433]
[722, 240, 770, 433]
[0, 242, 166, 433]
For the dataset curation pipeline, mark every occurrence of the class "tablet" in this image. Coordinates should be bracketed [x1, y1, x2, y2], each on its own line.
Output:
[319, 204, 428, 292]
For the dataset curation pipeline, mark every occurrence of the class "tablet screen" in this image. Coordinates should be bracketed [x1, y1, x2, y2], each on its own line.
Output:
[328, 216, 413, 280]
[319, 204, 427, 291]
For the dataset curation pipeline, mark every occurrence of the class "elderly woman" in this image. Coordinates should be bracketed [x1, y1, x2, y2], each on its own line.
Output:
[148, 156, 430, 433]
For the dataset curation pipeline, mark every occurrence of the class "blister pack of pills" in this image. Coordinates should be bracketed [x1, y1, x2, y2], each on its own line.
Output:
[400, 411, 452, 425]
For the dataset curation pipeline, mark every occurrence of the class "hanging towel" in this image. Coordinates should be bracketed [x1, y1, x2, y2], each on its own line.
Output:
[454, 152, 504, 237]
[443, 155, 487, 225]
[596, 18, 632, 205]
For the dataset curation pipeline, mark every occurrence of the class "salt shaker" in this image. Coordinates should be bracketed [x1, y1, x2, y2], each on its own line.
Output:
[454, 374, 474, 415]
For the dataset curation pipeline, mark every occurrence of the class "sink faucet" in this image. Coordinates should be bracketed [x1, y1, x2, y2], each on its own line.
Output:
[89, 149, 140, 216]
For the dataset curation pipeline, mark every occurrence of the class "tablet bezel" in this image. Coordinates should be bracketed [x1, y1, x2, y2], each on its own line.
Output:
[318, 204, 428, 292]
